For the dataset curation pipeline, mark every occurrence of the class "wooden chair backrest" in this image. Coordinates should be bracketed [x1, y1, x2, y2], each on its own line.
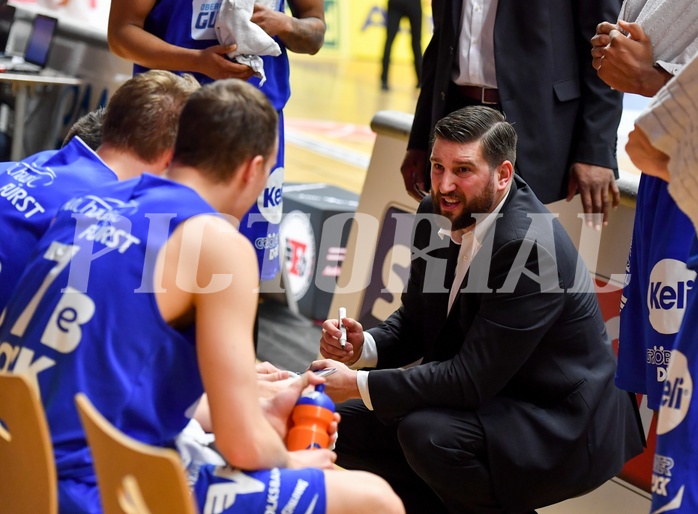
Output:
[0, 372, 58, 514]
[74, 393, 197, 514]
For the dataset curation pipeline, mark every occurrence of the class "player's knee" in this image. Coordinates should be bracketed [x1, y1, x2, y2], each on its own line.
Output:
[356, 471, 405, 514]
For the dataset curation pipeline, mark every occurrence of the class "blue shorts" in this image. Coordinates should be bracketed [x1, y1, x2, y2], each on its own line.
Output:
[617, 174, 696, 410]
[651, 241, 698, 513]
[239, 111, 285, 281]
[193, 465, 326, 514]
[59, 477, 101, 514]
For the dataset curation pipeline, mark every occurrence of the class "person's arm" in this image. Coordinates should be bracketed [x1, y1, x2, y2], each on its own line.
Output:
[108, 0, 254, 80]
[159, 215, 290, 470]
[365, 238, 566, 421]
[565, 0, 624, 228]
[252, 0, 325, 55]
[591, 20, 672, 97]
[631, 55, 698, 229]
[401, 8, 441, 201]
[626, 126, 670, 181]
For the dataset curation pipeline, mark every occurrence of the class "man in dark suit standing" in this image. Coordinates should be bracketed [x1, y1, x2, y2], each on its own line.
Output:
[314, 106, 644, 513]
[401, 0, 624, 230]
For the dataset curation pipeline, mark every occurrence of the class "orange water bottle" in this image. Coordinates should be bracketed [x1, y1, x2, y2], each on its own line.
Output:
[287, 384, 336, 451]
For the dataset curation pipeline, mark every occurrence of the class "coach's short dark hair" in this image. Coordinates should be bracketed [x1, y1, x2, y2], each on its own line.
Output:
[432, 105, 517, 169]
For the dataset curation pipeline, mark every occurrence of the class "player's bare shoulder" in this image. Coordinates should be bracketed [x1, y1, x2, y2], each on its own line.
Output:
[179, 213, 257, 266]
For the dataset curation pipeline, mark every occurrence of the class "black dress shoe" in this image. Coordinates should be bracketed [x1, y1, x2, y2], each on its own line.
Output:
[381, 80, 389, 91]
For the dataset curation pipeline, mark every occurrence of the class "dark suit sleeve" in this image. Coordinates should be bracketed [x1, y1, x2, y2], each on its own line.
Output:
[365, 305, 427, 368]
[368, 238, 566, 422]
[406, 0, 442, 151]
[571, 0, 623, 171]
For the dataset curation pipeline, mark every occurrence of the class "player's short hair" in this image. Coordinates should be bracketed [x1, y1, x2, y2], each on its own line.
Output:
[432, 105, 518, 169]
[62, 107, 105, 151]
[101, 70, 200, 163]
[173, 79, 278, 182]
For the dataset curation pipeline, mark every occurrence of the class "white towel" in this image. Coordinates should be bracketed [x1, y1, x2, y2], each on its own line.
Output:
[175, 419, 226, 488]
[215, 0, 282, 85]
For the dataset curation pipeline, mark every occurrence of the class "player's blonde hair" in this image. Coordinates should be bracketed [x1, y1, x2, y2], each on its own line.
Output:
[102, 70, 200, 163]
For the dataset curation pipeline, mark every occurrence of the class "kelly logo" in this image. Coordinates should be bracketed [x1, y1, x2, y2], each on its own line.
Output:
[657, 351, 692, 436]
[648, 259, 696, 334]
[257, 167, 284, 224]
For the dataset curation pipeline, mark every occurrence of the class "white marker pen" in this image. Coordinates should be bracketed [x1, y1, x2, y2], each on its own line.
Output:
[339, 307, 347, 349]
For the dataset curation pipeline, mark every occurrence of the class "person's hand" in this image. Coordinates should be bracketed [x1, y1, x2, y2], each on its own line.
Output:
[199, 44, 256, 81]
[626, 126, 670, 182]
[251, 3, 289, 37]
[320, 316, 364, 366]
[309, 359, 360, 404]
[400, 149, 428, 202]
[590, 21, 618, 57]
[258, 375, 299, 399]
[287, 449, 337, 470]
[256, 361, 295, 398]
[256, 361, 291, 381]
[592, 20, 669, 97]
[566, 163, 620, 230]
[261, 371, 326, 439]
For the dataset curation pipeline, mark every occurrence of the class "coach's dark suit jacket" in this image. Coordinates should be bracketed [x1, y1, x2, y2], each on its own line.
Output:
[410, 0, 623, 203]
[366, 176, 643, 511]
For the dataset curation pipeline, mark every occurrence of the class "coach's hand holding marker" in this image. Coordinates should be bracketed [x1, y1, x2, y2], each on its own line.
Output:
[319, 313, 364, 365]
[339, 307, 347, 349]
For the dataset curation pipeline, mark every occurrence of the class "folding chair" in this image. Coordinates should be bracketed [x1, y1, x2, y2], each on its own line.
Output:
[0, 372, 58, 514]
[74, 393, 197, 514]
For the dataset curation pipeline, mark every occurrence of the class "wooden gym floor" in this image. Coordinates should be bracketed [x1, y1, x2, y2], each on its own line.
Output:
[283, 54, 418, 195]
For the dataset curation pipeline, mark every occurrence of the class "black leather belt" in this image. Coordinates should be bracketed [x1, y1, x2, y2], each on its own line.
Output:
[457, 84, 500, 105]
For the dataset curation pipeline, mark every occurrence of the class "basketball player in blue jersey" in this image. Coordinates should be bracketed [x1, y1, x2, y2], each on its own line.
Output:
[108, 0, 325, 281]
[0, 79, 403, 514]
[0, 70, 199, 313]
[622, 57, 698, 514]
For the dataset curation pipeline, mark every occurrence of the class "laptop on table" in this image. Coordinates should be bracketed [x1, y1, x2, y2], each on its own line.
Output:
[0, 14, 57, 74]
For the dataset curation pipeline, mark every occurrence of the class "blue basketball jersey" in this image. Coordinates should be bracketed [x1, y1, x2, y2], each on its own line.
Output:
[0, 137, 117, 312]
[617, 175, 696, 410]
[651, 236, 698, 513]
[135, 0, 291, 110]
[0, 174, 214, 513]
[133, 0, 288, 280]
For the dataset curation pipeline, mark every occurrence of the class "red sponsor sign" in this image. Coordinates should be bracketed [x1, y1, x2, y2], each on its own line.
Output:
[595, 278, 654, 493]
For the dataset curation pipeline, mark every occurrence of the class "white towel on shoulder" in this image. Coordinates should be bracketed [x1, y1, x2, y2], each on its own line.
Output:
[215, 0, 282, 85]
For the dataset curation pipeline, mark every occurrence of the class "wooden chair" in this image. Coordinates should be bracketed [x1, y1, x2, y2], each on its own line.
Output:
[74, 393, 198, 514]
[0, 372, 58, 514]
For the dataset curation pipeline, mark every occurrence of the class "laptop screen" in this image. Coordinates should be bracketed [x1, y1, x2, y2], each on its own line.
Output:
[0, 4, 15, 54]
[23, 14, 57, 67]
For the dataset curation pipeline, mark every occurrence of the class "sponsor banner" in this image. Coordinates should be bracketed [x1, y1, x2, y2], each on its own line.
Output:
[319, 0, 433, 62]
[597, 277, 655, 493]
[280, 210, 316, 302]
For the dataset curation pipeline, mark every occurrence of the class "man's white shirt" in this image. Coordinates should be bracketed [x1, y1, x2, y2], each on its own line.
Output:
[453, 0, 499, 88]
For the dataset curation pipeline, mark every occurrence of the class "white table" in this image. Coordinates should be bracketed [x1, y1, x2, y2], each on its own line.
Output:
[0, 70, 83, 160]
